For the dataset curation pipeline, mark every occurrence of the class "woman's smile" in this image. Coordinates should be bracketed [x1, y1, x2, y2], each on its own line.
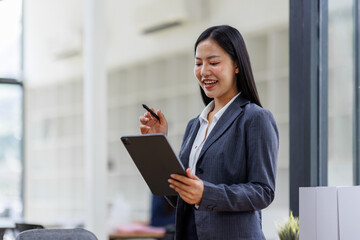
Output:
[202, 78, 218, 89]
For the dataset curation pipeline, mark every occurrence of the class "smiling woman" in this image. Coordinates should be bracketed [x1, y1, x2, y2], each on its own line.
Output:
[140, 25, 279, 240]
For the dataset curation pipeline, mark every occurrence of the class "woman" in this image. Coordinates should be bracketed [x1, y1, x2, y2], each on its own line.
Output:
[139, 25, 278, 240]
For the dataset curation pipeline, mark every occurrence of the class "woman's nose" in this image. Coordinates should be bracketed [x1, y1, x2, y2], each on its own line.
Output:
[201, 64, 210, 77]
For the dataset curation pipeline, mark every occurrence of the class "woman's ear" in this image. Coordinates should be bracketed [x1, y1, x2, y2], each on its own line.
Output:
[234, 62, 239, 74]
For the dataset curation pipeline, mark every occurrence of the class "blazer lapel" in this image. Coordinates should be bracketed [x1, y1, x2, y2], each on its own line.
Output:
[197, 94, 250, 162]
[180, 119, 200, 168]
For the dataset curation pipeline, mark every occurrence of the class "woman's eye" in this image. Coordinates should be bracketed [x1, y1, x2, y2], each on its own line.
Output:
[210, 62, 219, 65]
[195, 63, 202, 66]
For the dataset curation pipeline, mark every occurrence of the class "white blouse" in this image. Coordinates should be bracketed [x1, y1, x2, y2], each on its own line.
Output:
[188, 92, 241, 175]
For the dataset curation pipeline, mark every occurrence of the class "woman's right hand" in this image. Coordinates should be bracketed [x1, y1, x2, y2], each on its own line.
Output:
[139, 108, 168, 135]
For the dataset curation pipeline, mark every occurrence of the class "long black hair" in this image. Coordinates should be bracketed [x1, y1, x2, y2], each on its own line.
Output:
[195, 25, 262, 107]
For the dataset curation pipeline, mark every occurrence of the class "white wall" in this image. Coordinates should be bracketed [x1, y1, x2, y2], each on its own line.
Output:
[24, 0, 288, 86]
[24, 0, 83, 86]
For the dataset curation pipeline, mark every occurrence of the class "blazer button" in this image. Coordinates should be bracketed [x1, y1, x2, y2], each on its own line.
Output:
[197, 168, 204, 174]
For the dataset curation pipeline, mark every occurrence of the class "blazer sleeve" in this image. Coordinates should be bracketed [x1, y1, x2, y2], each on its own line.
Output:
[198, 109, 279, 212]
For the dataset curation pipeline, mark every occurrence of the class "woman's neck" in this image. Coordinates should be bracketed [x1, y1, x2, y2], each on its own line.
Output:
[212, 91, 239, 113]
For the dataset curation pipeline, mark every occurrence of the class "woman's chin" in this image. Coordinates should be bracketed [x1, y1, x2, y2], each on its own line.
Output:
[201, 86, 218, 99]
[204, 91, 217, 99]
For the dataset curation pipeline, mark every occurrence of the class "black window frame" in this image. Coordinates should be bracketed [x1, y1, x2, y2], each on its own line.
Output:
[289, 0, 328, 216]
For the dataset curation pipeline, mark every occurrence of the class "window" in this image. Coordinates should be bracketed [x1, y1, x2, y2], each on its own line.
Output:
[0, 84, 23, 220]
[328, 0, 354, 186]
[290, 0, 360, 214]
[0, 0, 23, 222]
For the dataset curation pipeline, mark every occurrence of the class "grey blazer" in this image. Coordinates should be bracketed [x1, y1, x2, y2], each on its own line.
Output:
[168, 94, 279, 240]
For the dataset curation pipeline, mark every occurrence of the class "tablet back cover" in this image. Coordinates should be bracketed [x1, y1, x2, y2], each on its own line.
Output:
[121, 134, 186, 196]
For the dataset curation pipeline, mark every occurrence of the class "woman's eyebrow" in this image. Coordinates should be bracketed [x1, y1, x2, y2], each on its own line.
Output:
[195, 55, 220, 60]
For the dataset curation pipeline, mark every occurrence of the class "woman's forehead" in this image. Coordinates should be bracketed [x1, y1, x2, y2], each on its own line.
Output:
[195, 39, 228, 58]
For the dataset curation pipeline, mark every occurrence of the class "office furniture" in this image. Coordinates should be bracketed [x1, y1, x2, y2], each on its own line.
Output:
[15, 223, 44, 232]
[109, 231, 164, 240]
[0, 226, 15, 240]
[300, 186, 360, 240]
[15, 228, 98, 240]
[299, 187, 338, 240]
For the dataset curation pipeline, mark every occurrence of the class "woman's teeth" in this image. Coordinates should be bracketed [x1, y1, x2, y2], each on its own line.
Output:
[204, 80, 218, 85]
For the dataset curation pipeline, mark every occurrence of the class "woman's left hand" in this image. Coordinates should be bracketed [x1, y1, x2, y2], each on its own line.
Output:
[168, 168, 204, 205]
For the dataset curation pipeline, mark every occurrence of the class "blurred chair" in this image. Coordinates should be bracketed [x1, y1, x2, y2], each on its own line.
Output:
[150, 195, 175, 227]
[15, 223, 44, 233]
[162, 224, 175, 240]
[150, 195, 175, 240]
[15, 228, 98, 240]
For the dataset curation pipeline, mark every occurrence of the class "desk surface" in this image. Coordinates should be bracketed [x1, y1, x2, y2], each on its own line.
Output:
[109, 231, 165, 239]
[0, 227, 15, 230]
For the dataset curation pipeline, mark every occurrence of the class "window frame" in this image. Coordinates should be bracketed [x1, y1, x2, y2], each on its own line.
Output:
[354, 0, 360, 185]
[289, 0, 329, 216]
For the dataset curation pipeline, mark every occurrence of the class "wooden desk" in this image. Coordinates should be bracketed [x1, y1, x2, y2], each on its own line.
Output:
[0, 226, 15, 239]
[109, 231, 165, 240]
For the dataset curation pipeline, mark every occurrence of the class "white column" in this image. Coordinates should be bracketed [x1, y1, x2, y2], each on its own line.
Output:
[83, 0, 107, 240]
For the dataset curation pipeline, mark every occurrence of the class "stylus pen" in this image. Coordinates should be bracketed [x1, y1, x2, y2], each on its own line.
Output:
[142, 104, 160, 121]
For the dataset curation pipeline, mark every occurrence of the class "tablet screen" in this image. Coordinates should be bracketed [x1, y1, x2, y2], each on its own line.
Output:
[121, 134, 186, 196]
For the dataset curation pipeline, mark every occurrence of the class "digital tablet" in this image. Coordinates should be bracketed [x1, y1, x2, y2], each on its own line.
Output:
[121, 134, 186, 196]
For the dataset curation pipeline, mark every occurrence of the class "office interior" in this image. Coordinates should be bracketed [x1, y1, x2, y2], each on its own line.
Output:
[0, 0, 358, 239]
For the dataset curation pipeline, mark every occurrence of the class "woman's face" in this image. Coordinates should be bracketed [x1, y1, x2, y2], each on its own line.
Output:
[194, 38, 239, 103]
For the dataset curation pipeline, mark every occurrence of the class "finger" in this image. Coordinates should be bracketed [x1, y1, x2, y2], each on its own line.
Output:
[140, 125, 150, 134]
[177, 189, 194, 202]
[169, 183, 193, 199]
[168, 178, 190, 191]
[139, 116, 150, 124]
[147, 107, 161, 122]
[157, 109, 167, 124]
[143, 113, 159, 126]
[169, 179, 197, 197]
[143, 111, 156, 121]
[170, 174, 194, 186]
[146, 107, 156, 119]
[143, 111, 149, 117]
[170, 185, 198, 204]
[186, 168, 200, 180]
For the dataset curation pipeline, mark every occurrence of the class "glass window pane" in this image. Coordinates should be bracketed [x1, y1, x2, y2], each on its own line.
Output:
[0, 0, 22, 79]
[328, 0, 354, 186]
[0, 84, 23, 221]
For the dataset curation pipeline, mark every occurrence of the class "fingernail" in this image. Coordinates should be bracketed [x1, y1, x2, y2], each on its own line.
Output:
[170, 174, 174, 178]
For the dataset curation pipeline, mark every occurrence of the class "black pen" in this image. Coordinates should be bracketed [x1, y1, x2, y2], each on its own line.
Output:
[142, 104, 160, 121]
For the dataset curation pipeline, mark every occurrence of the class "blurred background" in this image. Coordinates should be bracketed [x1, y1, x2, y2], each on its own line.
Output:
[0, 0, 357, 239]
